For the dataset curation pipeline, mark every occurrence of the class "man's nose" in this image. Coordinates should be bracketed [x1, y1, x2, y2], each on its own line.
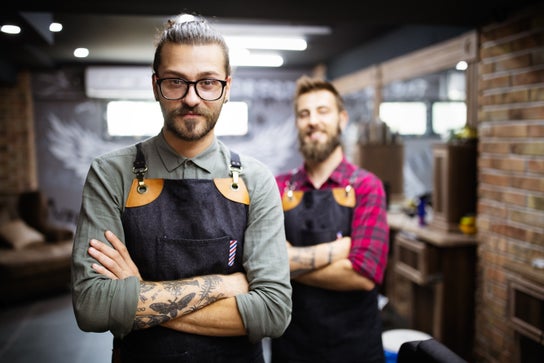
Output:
[182, 84, 201, 105]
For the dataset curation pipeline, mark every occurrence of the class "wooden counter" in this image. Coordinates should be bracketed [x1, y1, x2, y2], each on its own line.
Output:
[385, 211, 477, 361]
[387, 211, 477, 247]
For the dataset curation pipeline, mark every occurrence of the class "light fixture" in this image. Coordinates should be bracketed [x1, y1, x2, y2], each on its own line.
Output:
[1, 25, 21, 34]
[225, 36, 307, 51]
[229, 48, 284, 67]
[74, 48, 89, 58]
[455, 61, 468, 71]
[49, 22, 63, 32]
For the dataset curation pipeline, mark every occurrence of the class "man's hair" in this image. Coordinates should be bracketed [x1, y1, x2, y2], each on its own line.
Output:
[152, 14, 231, 77]
[293, 75, 345, 113]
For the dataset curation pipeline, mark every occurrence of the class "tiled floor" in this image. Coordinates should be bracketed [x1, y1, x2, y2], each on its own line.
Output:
[0, 292, 112, 363]
[0, 291, 404, 363]
[0, 291, 275, 363]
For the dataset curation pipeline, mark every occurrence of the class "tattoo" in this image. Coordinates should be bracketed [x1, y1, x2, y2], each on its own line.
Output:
[134, 276, 226, 330]
[191, 275, 224, 312]
[328, 243, 334, 264]
[163, 279, 199, 297]
[292, 248, 316, 268]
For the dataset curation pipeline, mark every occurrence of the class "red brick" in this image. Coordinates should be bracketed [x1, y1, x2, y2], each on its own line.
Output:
[513, 68, 544, 86]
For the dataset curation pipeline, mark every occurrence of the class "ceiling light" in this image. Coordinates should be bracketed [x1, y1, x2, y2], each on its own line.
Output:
[230, 49, 284, 67]
[1, 25, 21, 34]
[74, 48, 89, 58]
[455, 61, 468, 71]
[49, 22, 63, 32]
[225, 36, 307, 51]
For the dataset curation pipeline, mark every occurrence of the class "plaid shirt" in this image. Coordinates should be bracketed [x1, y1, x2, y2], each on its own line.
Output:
[276, 157, 389, 284]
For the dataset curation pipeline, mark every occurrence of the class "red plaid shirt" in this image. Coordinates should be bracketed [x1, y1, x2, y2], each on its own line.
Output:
[276, 157, 389, 284]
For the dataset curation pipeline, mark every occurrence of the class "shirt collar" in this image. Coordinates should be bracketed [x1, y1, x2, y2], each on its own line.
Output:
[155, 131, 219, 174]
[292, 156, 349, 189]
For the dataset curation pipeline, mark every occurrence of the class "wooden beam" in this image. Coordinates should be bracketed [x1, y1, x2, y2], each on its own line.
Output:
[333, 30, 478, 94]
[332, 65, 379, 95]
[380, 30, 478, 84]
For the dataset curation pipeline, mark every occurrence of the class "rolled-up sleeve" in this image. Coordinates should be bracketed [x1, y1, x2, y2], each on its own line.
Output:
[71, 155, 140, 338]
[235, 159, 292, 342]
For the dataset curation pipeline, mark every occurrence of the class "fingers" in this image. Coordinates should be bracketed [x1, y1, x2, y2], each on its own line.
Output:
[104, 230, 140, 276]
[91, 262, 119, 280]
[88, 231, 142, 280]
[88, 239, 126, 279]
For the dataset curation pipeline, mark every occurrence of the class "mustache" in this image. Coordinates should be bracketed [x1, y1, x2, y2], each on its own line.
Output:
[176, 107, 200, 116]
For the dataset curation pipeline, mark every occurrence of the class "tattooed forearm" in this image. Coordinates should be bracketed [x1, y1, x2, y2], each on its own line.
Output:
[291, 249, 316, 268]
[289, 240, 346, 278]
[194, 275, 224, 308]
[289, 249, 316, 278]
[134, 276, 229, 330]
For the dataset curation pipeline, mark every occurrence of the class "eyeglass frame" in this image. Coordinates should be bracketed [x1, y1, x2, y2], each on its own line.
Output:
[155, 77, 228, 101]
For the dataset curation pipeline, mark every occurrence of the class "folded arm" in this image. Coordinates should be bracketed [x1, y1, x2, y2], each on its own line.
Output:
[89, 230, 248, 332]
[287, 236, 374, 291]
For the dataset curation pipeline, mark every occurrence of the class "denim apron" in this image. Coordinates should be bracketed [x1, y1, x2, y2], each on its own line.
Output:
[114, 143, 263, 363]
[272, 173, 384, 363]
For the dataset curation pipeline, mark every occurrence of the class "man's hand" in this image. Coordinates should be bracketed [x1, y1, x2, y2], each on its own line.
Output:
[88, 230, 250, 331]
[88, 230, 142, 280]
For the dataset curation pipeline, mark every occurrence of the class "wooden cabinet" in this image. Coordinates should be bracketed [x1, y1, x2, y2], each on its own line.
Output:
[387, 213, 477, 361]
[431, 142, 477, 232]
[358, 144, 404, 198]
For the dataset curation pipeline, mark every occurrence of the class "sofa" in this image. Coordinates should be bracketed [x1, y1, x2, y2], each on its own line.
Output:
[0, 191, 74, 305]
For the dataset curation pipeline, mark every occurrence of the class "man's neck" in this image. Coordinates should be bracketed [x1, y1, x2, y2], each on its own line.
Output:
[305, 147, 344, 189]
[163, 129, 215, 158]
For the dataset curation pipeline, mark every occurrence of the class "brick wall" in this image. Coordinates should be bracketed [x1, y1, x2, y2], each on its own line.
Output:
[475, 4, 544, 362]
[0, 71, 37, 193]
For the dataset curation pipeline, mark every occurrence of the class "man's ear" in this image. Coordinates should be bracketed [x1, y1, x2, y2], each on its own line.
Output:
[151, 74, 160, 101]
[339, 110, 349, 131]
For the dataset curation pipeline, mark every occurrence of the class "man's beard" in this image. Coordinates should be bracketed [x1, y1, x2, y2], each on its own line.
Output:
[163, 106, 218, 141]
[298, 126, 342, 163]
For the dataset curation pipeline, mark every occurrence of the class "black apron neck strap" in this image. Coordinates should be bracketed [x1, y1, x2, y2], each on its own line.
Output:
[132, 143, 148, 194]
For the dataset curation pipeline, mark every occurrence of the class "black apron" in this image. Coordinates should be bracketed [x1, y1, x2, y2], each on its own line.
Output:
[271, 174, 384, 363]
[114, 143, 264, 363]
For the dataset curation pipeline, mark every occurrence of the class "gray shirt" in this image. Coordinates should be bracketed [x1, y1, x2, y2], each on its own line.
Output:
[71, 132, 292, 342]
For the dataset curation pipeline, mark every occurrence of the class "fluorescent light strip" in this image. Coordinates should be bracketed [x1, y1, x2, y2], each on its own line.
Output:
[230, 50, 284, 67]
[225, 36, 307, 51]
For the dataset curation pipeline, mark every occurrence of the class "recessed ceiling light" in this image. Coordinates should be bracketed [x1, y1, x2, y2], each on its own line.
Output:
[49, 22, 63, 32]
[1, 25, 21, 34]
[74, 48, 89, 58]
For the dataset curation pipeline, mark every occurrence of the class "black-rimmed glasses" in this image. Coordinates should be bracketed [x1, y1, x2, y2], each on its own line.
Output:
[155, 78, 227, 101]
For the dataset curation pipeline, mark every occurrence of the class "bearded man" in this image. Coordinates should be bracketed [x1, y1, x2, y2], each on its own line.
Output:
[272, 75, 389, 363]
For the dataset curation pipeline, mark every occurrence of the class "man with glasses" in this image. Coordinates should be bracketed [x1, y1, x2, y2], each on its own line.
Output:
[71, 14, 292, 363]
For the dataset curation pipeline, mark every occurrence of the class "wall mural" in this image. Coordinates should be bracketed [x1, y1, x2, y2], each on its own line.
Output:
[32, 68, 305, 229]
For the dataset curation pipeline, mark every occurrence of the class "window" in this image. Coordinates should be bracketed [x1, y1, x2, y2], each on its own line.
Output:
[107, 101, 162, 137]
[379, 102, 427, 135]
[106, 101, 249, 137]
[432, 102, 466, 136]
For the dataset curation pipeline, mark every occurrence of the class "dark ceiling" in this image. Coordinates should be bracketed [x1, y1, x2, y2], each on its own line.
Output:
[1, 0, 540, 74]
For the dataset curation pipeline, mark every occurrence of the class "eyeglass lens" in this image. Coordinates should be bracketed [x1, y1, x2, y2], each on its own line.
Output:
[159, 79, 224, 101]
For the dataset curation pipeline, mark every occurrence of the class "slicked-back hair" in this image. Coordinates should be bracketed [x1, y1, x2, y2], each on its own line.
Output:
[293, 75, 345, 113]
[152, 14, 231, 77]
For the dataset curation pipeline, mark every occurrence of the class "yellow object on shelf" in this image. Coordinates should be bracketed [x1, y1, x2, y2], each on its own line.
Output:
[459, 215, 477, 235]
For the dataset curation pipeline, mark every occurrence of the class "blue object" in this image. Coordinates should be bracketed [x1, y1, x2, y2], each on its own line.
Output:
[417, 196, 427, 226]
[385, 350, 398, 363]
